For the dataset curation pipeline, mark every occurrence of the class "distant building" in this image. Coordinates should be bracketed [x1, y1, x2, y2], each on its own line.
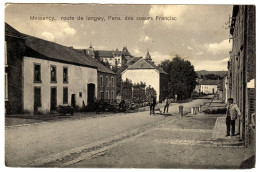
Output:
[121, 53, 168, 102]
[199, 80, 220, 94]
[82, 45, 134, 68]
[83, 54, 117, 101]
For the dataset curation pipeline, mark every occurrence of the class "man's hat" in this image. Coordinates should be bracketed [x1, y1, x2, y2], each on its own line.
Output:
[228, 98, 234, 101]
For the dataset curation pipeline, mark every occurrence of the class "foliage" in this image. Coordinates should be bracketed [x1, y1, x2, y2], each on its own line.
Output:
[159, 55, 197, 100]
[201, 74, 222, 80]
[121, 78, 133, 100]
[132, 82, 146, 103]
[145, 86, 157, 103]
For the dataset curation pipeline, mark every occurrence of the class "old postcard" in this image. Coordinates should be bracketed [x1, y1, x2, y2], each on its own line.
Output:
[4, 3, 256, 168]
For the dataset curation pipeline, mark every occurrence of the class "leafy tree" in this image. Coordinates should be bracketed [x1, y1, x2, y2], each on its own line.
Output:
[159, 55, 197, 100]
[121, 78, 133, 100]
[202, 74, 221, 80]
[145, 86, 157, 102]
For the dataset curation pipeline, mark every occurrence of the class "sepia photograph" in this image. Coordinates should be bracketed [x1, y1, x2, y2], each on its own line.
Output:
[3, 2, 256, 169]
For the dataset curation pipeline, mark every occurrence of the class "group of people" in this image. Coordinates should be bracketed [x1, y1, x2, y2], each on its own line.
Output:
[149, 96, 171, 115]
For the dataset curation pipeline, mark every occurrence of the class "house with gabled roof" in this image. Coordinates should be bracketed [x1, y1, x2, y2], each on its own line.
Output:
[199, 79, 221, 94]
[5, 23, 116, 115]
[80, 51, 117, 101]
[121, 52, 168, 102]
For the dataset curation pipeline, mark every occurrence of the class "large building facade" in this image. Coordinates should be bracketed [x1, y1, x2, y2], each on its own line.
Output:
[228, 5, 255, 147]
[5, 23, 116, 115]
[121, 56, 168, 102]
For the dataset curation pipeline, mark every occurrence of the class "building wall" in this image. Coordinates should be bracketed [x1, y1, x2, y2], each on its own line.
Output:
[23, 56, 97, 114]
[5, 36, 25, 114]
[224, 76, 229, 103]
[97, 72, 117, 100]
[200, 85, 218, 94]
[122, 69, 160, 101]
[103, 55, 122, 67]
[228, 5, 256, 146]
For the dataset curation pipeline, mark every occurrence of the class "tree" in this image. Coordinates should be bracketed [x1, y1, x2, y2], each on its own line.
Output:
[145, 86, 157, 102]
[202, 74, 221, 80]
[159, 55, 197, 100]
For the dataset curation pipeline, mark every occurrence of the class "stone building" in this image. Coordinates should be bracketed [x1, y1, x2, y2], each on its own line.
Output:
[228, 5, 255, 147]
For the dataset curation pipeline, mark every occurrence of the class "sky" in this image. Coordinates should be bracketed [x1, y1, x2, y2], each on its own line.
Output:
[5, 4, 233, 71]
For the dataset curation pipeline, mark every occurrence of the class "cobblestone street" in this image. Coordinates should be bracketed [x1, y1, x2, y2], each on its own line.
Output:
[5, 98, 253, 168]
[71, 113, 247, 168]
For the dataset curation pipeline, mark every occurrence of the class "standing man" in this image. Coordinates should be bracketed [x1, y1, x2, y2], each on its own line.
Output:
[226, 98, 242, 136]
[150, 96, 156, 115]
[163, 97, 170, 113]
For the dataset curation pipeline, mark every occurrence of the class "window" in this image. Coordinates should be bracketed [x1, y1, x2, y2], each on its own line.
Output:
[63, 67, 68, 83]
[34, 64, 41, 82]
[100, 91, 104, 99]
[79, 92, 82, 97]
[111, 77, 114, 87]
[111, 91, 114, 100]
[106, 76, 109, 87]
[5, 73, 8, 100]
[100, 76, 103, 87]
[106, 91, 109, 99]
[50, 65, 57, 82]
[63, 87, 68, 104]
[118, 59, 120, 63]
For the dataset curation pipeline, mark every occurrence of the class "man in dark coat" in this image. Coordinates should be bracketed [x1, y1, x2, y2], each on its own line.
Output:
[150, 96, 156, 115]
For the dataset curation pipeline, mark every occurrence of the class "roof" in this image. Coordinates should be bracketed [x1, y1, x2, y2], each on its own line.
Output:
[126, 57, 142, 66]
[122, 47, 131, 56]
[81, 53, 116, 75]
[25, 35, 97, 69]
[5, 22, 26, 39]
[200, 80, 221, 85]
[123, 58, 167, 74]
[145, 51, 152, 61]
[6, 23, 116, 75]
[94, 50, 120, 58]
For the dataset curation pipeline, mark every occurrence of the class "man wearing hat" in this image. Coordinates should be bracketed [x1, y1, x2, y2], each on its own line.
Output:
[226, 98, 242, 136]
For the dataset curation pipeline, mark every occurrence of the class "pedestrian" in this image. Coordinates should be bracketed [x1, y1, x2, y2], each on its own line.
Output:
[163, 97, 170, 113]
[119, 99, 126, 112]
[226, 98, 242, 136]
[150, 96, 156, 115]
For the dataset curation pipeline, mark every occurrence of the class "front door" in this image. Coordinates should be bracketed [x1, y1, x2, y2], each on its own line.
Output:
[71, 94, 76, 107]
[34, 87, 41, 113]
[87, 83, 95, 104]
[50, 87, 57, 111]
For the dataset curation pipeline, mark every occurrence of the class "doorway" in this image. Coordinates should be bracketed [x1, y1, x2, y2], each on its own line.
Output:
[71, 94, 76, 108]
[34, 87, 41, 113]
[87, 83, 95, 104]
[50, 87, 57, 111]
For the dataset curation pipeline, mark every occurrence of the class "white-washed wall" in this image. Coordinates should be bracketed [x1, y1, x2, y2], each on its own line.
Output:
[200, 85, 218, 94]
[122, 69, 160, 101]
[23, 56, 97, 114]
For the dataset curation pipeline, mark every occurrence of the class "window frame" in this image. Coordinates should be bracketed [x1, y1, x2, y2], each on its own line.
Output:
[111, 77, 114, 87]
[34, 63, 42, 83]
[63, 67, 68, 83]
[100, 75, 103, 87]
[50, 65, 57, 83]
